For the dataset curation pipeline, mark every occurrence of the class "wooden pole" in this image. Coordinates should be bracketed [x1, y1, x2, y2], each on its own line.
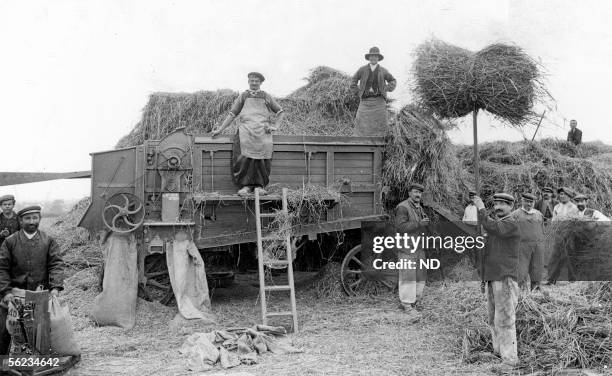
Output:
[473, 109, 480, 193]
[531, 110, 547, 142]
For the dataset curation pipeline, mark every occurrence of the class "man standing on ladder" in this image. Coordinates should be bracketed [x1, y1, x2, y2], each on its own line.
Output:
[212, 72, 286, 196]
[350, 47, 397, 136]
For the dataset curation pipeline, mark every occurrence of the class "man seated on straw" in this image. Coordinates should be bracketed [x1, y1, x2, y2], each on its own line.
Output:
[0, 205, 64, 355]
[473, 193, 521, 368]
[350, 47, 396, 136]
[567, 119, 582, 146]
[510, 193, 544, 291]
[212, 72, 286, 196]
[0, 195, 20, 247]
[534, 187, 556, 223]
[546, 187, 579, 285]
[395, 183, 429, 321]
[574, 194, 609, 221]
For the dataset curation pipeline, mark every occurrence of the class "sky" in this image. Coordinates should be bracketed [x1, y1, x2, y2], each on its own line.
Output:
[1, 0, 612, 202]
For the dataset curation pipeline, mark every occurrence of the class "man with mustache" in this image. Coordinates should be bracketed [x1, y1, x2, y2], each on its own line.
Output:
[511, 193, 544, 291]
[534, 187, 556, 223]
[0, 195, 20, 247]
[0, 205, 64, 354]
[574, 194, 609, 222]
[547, 187, 579, 285]
[473, 193, 521, 368]
[395, 183, 429, 321]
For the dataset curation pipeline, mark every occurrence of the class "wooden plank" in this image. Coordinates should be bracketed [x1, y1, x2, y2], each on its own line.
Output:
[195, 135, 387, 145]
[334, 152, 375, 161]
[373, 149, 383, 214]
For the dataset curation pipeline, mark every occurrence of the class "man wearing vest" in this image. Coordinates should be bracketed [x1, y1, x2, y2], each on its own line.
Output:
[473, 193, 521, 368]
[511, 193, 545, 291]
[574, 194, 610, 222]
[350, 47, 397, 136]
[395, 183, 429, 321]
[0, 205, 64, 354]
[0, 195, 20, 247]
[547, 187, 579, 285]
[212, 72, 286, 196]
[534, 187, 557, 223]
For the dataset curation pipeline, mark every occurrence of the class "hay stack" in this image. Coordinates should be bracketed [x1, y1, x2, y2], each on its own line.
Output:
[413, 38, 550, 126]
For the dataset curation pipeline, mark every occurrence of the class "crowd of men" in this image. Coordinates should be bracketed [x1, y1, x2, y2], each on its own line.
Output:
[395, 183, 609, 369]
[0, 194, 64, 355]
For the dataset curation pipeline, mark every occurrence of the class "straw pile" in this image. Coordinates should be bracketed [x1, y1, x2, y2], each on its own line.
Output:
[413, 38, 550, 126]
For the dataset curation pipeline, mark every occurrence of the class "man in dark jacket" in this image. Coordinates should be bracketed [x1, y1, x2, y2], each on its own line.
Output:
[534, 187, 557, 223]
[395, 183, 429, 321]
[567, 119, 582, 145]
[0, 205, 64, 354]
[350, 47, 397, 136]
[474, 193, 521, 368]
[511, 193, 545, 290]
[0, 195, 19, 246]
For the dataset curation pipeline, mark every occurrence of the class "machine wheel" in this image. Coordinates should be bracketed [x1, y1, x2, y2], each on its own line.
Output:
[340, 245, 366, 296]
[102, 193, 145, 234]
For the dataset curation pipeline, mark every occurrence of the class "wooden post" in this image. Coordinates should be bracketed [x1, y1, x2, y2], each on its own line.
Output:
[473, 109, 480, 193]
[531, 110, 546, 142]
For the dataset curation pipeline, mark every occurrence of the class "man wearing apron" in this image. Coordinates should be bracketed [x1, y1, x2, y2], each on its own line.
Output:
[212, 72, 286, 196]
[350, 47, 397, 136]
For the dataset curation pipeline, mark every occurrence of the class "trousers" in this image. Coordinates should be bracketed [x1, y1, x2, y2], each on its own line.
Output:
[398, 248, 426, 307]
[0, 306, 10, 355]
[487, 277, 519, 364]
[518, 242, 544, 286]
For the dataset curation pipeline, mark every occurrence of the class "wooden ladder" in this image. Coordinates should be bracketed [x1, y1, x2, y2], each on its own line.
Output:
[254, 187, 298, 332]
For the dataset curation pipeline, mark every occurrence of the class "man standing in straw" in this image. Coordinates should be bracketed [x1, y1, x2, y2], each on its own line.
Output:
[395, 183, 429, 322]
[567, 119, 582, 146]
[534, 187, 556, 223]
[546, 187, 579, 285]
[574, 194, 610, 222]
[350, 47, 397, 136]
[0, 195, 19, 247]
[212, 72, 286, 196]
[473, 193, 521, 368]
[511, 193, 544, 291]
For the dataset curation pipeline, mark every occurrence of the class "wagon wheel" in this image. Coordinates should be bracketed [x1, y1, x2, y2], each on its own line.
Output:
[341, 244, 395, 296]
[102, 193, 145, 234]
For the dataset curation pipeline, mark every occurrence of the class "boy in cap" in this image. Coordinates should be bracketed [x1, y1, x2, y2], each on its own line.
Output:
[0, 205, 64, 354]
[547, 187, 579, 285]
[0, 195, 19, 246]
[462, 190, 478, 226]
[212, 72, 286, 196]
[350, 47, 397, 136]
[534, 187, 556, 222]
[574, 194, 610, 222]
[473, 193, 521, 368]
[511, 193, 544, 290]
[395, 183, 429, 321]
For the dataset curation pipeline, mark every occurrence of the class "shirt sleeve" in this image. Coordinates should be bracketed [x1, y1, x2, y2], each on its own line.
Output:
[594, 210, 610, 221]
[265, 93, 284, 114]
[384, 69, 397, 92]
[47, 237, 65, 291]
[229, 92, 246, 117]
[0, 240, 12, 298]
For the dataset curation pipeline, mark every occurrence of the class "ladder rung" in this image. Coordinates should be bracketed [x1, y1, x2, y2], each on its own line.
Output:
[259, 213, 277, 218]
[265, 260, 290, 266]
[266, 311, 294, 317]
[264, 285, 292, 291]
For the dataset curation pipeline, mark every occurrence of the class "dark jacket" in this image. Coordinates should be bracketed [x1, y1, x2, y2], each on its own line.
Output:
[394, 199, 428, 235]
[350, 64, 397, 100]
[0, 230, 64, 298]
[0, 212, 19, 246]
[567, 128, 582, 145]
[478, 209, 520, 281]
[534, 198, 557, 221]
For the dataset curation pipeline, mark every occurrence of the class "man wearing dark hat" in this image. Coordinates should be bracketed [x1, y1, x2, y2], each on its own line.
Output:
[511, 193, 544, 290]
[350, 47, 397, 136]
[567, 119, 582, 146]
[534, 187, 557, 223]
[574, 194, 610, 222]
[0, 195, 19, 246]
[395, 183, 429, 321]
[0, 205, 64, 354]
[547, 187, 579, 285]
[212, 72, 286, 196]
[473, 193, 521, 367]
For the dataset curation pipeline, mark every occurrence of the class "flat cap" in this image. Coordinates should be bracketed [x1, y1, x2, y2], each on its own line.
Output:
[247, 72, 265, 82]
[468, 190, 477, 196]
[17, 205, 41, 217]
[409, 183, 425, 192]
[541, 187, 554, 193]
[557, 187, 574, 198]
[493, 193, 515, 205]
[0, 195, 15, 204]
[521, 192, 536, 201]
[573, 193, 588, 201]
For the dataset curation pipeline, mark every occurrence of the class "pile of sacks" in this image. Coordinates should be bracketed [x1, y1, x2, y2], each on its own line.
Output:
[179, 325, 302, 372]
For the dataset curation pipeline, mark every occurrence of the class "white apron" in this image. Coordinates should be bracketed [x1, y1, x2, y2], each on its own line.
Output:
[237, 97, 273, 159]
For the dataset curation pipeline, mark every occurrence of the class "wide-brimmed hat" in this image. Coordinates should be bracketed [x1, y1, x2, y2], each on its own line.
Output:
[247, 72, 265, 82]
[365, 47, 384, 61]
[493, 193, 515, 205]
